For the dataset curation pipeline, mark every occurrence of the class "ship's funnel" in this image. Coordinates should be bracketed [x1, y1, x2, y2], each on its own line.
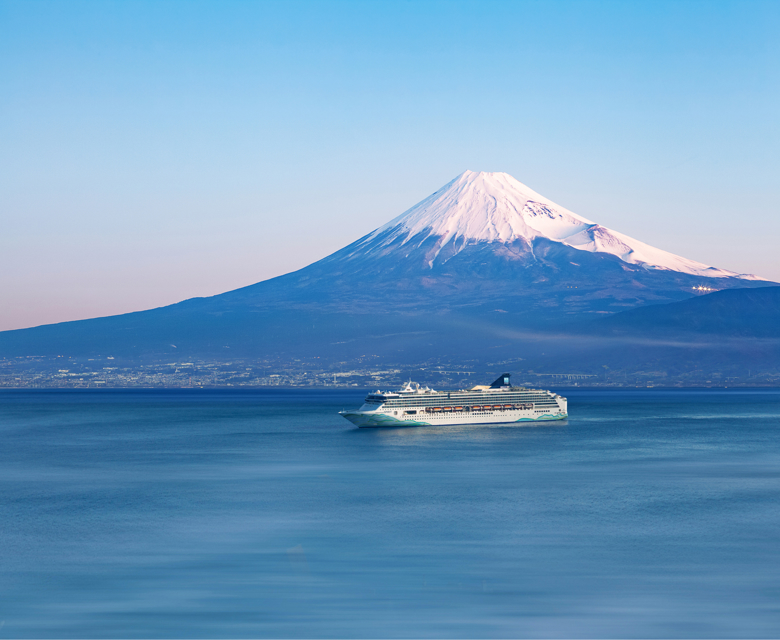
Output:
[490, 373, 511, 388]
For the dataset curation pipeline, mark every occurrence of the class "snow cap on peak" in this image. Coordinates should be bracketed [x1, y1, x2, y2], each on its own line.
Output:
[357, 170, 763, 279]
[373, 168, 595, 246]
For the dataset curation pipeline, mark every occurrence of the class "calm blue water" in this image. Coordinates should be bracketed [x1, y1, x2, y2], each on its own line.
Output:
[1, 388, 779, 638]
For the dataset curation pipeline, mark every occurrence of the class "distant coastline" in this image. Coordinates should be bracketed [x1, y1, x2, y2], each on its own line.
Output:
[2, 356, 778, 389]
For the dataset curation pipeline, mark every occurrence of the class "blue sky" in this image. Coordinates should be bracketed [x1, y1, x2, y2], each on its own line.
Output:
[1, 0, 778, 330]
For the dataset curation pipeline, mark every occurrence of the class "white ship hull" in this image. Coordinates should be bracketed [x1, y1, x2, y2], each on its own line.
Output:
[339, 375, 568, 428]
[340, 407, 568, 428]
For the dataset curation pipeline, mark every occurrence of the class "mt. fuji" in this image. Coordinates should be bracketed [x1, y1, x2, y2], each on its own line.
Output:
[345, 170, 760, 278]
[0, 170, 772, 363]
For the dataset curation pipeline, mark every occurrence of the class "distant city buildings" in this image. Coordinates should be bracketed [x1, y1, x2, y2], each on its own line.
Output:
[1, 355, 778, 389]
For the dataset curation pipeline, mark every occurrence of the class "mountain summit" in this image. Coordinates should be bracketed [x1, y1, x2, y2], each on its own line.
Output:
[345, 170, 761, 279]
[0, 170, 772, 362]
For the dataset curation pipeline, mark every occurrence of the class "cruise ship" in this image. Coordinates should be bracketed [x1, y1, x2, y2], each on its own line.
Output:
[339, 374, 567, 427]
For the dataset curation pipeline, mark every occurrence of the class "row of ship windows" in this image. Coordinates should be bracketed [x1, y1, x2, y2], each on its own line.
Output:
[370, 406, 559, 413]
[415, 411, 556, 418]
[374, 398, 558, 409]
[366, 393, 550, 402]
[398, 404, 537, 415]
[372, 393, 549, 398]
[372, 397, 553, 406]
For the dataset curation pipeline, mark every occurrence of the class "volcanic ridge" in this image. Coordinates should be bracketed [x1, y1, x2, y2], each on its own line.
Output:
[0, 170, 773, 365]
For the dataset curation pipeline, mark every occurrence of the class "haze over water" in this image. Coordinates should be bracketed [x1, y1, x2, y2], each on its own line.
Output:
[1, 388, 779, 638]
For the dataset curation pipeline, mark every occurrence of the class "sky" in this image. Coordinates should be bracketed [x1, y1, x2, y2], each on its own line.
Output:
[1, 0, 778, 331]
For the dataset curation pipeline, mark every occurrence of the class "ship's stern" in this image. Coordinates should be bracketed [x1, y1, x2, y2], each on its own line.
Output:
[557, 394, 568, 419]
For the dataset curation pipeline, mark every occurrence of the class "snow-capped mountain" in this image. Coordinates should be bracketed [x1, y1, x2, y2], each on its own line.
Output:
[0, 169, 773, 364]
[346, 170, 762, 279]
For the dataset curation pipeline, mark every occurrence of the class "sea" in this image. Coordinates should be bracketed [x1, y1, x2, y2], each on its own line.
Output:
[1, 388, 779, 638]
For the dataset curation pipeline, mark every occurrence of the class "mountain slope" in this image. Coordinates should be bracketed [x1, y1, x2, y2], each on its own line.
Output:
[591, 286, 780, 338]
[0, 170, 771, 362]
[344, 171, 762, 278]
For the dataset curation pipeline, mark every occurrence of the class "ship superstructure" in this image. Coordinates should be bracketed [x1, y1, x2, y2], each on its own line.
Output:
[339, 374, 567, 428]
